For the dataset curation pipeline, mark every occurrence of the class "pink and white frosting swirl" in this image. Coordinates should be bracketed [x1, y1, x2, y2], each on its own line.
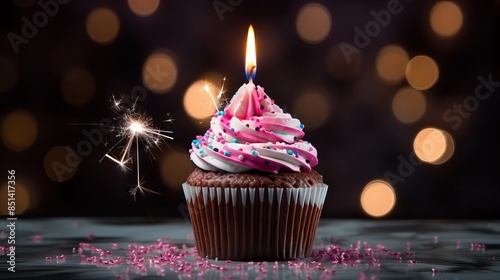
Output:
[189, 81, 318, 173]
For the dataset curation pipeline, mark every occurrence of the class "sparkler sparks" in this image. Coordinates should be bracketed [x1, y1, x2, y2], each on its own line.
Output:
[202, 77, 228, 113]
[101, 95, 173, 201]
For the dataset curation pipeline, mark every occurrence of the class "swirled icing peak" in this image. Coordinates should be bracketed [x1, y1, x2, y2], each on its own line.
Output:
[189, 81, 318, 173]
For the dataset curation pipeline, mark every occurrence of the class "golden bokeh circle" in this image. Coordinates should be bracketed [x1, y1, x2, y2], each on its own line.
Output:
[142, 52, 178, 94]
[1, 110, 38, 152]
[128, 0, 160, 17]
[293, 89, 330, 131]
[0, 182, 31, 215]
[430, 1, 463, 38]
[392, 87, 426, 124]
[296, 3, 332, 44]
[376, 45, 409, 84]
[160, 150, 192, 189]
[43, 146, 80, 183]
[406, 55, 439, 90]
[86, 8, 120, 44]
[183, 80, 219, 120]
[361, 180, 396, 217]
[413, 128, 454, 164]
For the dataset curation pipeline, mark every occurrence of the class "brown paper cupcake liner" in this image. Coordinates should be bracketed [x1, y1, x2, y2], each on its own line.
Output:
[182, 183, 328, 261]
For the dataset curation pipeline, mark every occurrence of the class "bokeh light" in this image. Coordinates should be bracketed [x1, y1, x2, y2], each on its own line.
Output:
[326, 44, 363, 80]
[413, 128, 455, 164]
[86, 8, 120, 44]
[376, 45, 409, 84]
[160, 150, 192, 189]
[61, 67, 96, 107]
[183, 80, 219, 121]
[44, 146, 80, 182]
[293, 89, 330, 130]
[296, 3, 331, 44]
[361, 180, 396, 217]
[392, 87, 426, 124]
[128, 0, 160, 17]
[430, 1, 463, 38]
[1, 110, 38, 152]
[142, 52, 178, 94]
[0, 56, 19, 93]
[406, 55, 439, 90]
[0, 179, 35, 215]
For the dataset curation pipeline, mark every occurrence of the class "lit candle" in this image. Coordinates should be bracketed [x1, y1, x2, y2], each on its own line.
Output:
[245, 25, 256, 82]
[225, 25, 270, 119]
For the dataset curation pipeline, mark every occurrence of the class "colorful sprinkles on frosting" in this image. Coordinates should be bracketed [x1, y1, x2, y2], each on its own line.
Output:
[189, 81, 317, 173]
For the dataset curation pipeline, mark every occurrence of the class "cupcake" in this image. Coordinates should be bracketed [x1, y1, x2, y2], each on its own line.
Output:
[182, 79, 328, 261]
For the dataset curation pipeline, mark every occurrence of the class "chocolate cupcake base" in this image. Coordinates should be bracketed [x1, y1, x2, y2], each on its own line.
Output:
[182, 183, 328, 261]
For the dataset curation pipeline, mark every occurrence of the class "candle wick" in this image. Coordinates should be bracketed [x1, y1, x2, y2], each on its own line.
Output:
[249, 65, 256, 82]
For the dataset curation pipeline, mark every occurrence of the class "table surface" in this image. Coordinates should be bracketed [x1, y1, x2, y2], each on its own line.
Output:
[0, 218, 499, 279]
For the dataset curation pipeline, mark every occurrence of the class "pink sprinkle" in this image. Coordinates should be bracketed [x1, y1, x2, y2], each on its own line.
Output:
[456, 240, 462, 249]
[434, 235, 438, 244]
[432, 268, 438, 274]
[469, 243, 485, 251]
[56, 254, 66, 261]
[30, 235, 43, 242]
[45, 256, 52, 261]
[406, 241, 411, 250]
[111, 243, 119, 249]
[87, 233, 95, 240]
[273, 261, 278, 271]
[407, 260, 417, 265]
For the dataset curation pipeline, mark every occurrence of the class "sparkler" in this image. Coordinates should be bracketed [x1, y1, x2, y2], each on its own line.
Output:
[101, 95, 173, 201]
[201, 77, 228, 114]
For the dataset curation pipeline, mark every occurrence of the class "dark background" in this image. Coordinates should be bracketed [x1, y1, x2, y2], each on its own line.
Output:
[0, 0, 499, 219]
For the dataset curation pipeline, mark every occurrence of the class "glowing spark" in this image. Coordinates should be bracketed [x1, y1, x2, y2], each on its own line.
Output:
[217, 76, 227, 100]
[202, 82, 220, 112]
[201, 77, 228, 114]
[111, 95, 122, 110]
[129, 121, 145, 133]
[102, 94, 173, 200]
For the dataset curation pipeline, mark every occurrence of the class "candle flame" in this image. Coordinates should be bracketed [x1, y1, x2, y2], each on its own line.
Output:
[245, 25, 256, 81]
